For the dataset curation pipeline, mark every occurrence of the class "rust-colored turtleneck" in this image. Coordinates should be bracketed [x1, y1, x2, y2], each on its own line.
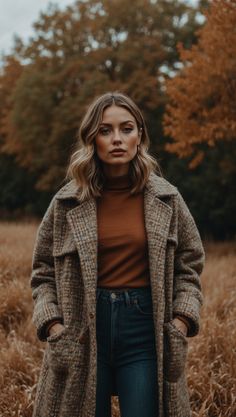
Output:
[96, 173, 150, 288]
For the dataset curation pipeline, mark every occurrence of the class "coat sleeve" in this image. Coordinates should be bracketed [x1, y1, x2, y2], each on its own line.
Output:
[30, 196, 63, 342]
[172, 191, 205, 337]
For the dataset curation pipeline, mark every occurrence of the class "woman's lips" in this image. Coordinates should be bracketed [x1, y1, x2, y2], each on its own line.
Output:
[110, 150, 126, 155]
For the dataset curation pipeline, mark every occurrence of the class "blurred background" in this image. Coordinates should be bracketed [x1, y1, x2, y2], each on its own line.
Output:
[0, 0, 235, 240]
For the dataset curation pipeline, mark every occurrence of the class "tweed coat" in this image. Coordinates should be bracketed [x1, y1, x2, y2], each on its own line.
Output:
[31, 171, 205, 417]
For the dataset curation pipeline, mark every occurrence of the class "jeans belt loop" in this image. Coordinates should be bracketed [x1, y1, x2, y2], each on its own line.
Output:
[124, 290, 130, 306]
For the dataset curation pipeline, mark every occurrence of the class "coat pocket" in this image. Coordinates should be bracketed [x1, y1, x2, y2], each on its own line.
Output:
[163, 321, 188, 383]
[47, 327, 85, 373]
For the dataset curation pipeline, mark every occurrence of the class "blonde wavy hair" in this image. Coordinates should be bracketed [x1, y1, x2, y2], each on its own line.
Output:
[66, 92, 161, 201]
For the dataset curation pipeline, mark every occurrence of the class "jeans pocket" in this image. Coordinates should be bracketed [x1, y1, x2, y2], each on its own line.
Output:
[133, 295, 153, 316]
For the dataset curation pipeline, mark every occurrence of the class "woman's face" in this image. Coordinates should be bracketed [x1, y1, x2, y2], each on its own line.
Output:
[95, 105, 141, 177]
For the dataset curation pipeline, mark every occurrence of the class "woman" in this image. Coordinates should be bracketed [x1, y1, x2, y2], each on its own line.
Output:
[31, 92, 205, 417]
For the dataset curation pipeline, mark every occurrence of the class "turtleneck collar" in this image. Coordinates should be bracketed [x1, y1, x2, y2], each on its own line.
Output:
[103, 173, 132, 191]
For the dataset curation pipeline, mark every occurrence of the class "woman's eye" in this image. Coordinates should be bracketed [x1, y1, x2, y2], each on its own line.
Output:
[99, 126, 133, 135]
[100, 128, 110, 135]
[123, 127, 133, 133]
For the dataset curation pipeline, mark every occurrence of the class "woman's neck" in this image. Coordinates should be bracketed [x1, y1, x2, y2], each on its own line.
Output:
[101, 163, 130, 179]
[103, 173, 131, 190]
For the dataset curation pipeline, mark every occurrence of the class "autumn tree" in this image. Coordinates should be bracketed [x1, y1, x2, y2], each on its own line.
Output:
[163, 0, 236, 169]
[162, 0, 236, 239]
[0, 0, 202, 191]
[0, 56, 22, 145]
[0, 56, 52, 214]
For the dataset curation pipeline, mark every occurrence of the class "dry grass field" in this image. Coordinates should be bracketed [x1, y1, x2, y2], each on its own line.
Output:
[0, 222, 235, 417]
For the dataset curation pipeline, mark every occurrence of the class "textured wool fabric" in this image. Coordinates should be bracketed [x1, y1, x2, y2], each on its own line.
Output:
[30, 172, 205, 417]
[97, 173, 150, 288]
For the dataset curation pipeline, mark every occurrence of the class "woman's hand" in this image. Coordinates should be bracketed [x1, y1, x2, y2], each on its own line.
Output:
[172, 317, 188, 337]
[48, 322, 65, 337]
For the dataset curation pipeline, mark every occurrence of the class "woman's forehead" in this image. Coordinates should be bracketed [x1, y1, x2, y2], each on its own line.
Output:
[101, 105, 136, 124]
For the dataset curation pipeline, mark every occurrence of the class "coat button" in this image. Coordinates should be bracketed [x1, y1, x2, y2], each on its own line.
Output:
[78, 333, 86, 344]
[89, 312, 95, 319]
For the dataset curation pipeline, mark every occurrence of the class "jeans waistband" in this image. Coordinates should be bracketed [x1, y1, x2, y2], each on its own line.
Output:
[96, 286, 151, 305]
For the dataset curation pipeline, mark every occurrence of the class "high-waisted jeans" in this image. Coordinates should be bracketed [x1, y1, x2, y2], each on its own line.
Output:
[95, 286, 158, 417]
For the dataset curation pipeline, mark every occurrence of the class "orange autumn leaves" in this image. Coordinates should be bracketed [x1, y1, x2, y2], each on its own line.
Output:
[164, 0, 236, 168]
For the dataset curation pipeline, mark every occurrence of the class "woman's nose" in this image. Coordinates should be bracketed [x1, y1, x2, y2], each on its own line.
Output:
[112, 129, 122, 143]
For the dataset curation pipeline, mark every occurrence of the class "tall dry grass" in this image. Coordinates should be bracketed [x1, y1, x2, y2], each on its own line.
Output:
[0, 222, 235, 417]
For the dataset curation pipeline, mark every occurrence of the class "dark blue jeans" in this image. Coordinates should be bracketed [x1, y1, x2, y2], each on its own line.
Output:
[95, 286, 158, 417]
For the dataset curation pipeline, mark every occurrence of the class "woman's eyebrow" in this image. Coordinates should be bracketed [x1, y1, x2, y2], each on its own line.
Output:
[100, 120, 135, 126]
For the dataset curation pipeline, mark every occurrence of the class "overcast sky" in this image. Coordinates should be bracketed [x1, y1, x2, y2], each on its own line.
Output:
[0, 0, 74, 55]
[0, 0, 199, 56]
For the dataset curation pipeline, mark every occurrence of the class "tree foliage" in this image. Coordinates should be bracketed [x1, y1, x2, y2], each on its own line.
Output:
[0, 0, 201, 190]
[0, 56, 22, 148]
[164, 0, 236, 168]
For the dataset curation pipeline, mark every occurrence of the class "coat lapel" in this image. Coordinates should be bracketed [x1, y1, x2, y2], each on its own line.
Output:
[144, 186, 173, 323]
[66, 199, 98, 317]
